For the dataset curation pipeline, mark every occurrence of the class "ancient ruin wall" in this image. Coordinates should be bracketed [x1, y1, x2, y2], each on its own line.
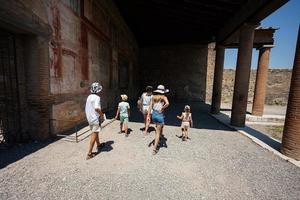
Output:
[9, 0, 139, 135]
[140, 44, 209, 102]
[46, 0, 139, 132]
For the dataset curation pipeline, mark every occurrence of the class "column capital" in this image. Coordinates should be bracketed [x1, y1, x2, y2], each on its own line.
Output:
[242, 22, 260, 29]
[257, 45, 275, 50]
[214, 44, 225, 51]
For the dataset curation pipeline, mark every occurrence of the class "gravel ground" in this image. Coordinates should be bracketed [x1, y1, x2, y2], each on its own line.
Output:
[0, 103, 299, 200]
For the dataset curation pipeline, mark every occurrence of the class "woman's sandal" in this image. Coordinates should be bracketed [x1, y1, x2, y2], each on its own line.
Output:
[152, 149, 158, 155]
[86, 152, 96, 160]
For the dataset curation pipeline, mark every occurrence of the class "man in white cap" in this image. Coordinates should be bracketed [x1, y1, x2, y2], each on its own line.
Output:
[85, 82, 104, 160]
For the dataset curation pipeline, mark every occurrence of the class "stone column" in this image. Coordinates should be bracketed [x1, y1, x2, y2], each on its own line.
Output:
[231, 23, 256, 127]
[211, 45, 225, 114]
[252, 45, 273, 116]
[281, 26, 300, 160]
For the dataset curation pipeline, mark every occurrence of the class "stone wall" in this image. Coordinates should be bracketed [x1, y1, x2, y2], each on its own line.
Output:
[47, 0, 139, 133]
[0, 0, 139, 140]
[140, 44, 209, 102]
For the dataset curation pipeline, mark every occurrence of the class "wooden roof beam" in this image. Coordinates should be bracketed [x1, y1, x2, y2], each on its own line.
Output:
[217, 0, 288, 43]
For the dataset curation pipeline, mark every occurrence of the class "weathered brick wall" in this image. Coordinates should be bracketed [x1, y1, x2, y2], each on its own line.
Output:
[45, 0, 139, 133]
[0, 0, 139, 138]
[140, 44, 208, 102]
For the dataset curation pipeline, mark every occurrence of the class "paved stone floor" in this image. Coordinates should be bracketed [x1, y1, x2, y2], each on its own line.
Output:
[0, 103, 300, 200]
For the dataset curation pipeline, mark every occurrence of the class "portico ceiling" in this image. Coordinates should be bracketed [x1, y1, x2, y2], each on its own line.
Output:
[113, 0, 288, 46]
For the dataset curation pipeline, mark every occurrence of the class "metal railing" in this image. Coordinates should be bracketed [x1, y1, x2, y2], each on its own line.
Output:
[49, 118, 116, 143]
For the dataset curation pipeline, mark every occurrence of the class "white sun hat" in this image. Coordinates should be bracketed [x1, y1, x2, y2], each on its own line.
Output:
[154, 85, 169, 94]
[90, 82, 102, 94]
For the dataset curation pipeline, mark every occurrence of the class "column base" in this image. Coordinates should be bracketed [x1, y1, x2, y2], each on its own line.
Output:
[230, 115, 246, 127]
[251, 110, 263, 116]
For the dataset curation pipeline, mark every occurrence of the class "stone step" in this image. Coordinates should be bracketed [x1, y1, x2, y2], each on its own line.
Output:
[246, 114, 285, 123]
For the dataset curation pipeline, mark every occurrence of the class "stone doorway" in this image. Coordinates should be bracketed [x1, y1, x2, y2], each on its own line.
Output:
[0, 29, 21, 143]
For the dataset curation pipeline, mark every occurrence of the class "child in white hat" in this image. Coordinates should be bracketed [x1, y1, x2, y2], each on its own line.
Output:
[115, 94, 130, 137]
[177, 105, 193, 141]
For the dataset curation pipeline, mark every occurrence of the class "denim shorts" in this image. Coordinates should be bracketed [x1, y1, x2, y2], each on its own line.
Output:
[152, 110, 165, 125]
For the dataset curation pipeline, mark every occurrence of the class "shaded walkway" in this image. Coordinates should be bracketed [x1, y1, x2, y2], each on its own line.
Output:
[1, 102, 300, 199]
[128, 101, 233, 131]
[211, 112, 282, 151]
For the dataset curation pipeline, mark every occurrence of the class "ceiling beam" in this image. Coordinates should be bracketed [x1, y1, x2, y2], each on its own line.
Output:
[225, 28, 276, 48]
[135, 0, 231, 18]
[0, 0, 52, 38]
[217, 0, 289, 43]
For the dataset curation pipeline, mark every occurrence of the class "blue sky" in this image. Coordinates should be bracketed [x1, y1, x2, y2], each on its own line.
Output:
[224, 0, 300, 69]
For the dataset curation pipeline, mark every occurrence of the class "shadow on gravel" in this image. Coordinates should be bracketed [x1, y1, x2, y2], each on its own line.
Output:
[213, 112, 281, 151]
[242, 126, 281, 151]
[0, 101, 229, 169]
[139, 126, 156, 133]
[148, 135, 168, 150]
[0, 138, 59, 169]
[128, 101, 232, 131]
[101, 140, 114, 152]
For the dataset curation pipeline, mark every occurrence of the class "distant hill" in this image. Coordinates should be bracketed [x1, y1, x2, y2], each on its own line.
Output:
[222, 69, 292, 105]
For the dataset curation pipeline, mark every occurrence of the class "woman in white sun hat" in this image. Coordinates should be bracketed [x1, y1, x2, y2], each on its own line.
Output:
[147, 85, 170, 155]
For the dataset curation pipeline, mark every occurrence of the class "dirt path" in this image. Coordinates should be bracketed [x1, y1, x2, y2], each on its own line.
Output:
[0, 103, 299, 199]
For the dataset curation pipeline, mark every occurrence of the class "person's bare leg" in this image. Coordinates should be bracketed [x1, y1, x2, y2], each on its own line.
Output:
[88, 132, 97, 155]
[144, 114, 147, 129]
[95, 133, 100, 146]
[119, 122, 123, 133]
[183, 128, 188, 141]
[144, 114, 150, 133]
[161, 125, 164, 138]
[186, 129, 189, 139]
[181, 128, 184, 140]
[153, 124, 162, 152]
[124, 123, 128, 136]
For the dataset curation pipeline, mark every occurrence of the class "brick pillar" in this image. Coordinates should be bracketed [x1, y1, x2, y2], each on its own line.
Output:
[281, 26, 300, 160]
[252, 46, 272, 116]
[211, 45, 225, 114]
[25, 36, 52, 140]
[231, 23, 255, 127]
